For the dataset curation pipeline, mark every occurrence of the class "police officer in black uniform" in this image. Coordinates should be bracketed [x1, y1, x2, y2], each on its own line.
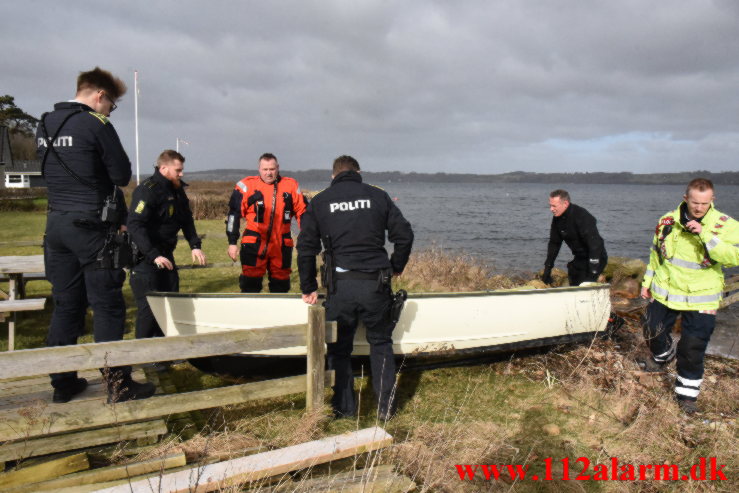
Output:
[128, 150, 206, 340]
[37, 67, 154, 403]
[542, 189, 608, 286]
[297, 155, 414, 420]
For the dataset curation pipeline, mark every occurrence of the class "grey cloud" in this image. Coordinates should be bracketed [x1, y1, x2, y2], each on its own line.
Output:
[3, 1, 738, 173]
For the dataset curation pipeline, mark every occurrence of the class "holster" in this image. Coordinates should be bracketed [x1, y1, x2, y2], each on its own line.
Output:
[390, 289, 407, 325]
[320, 250, 335, 295]
[96, 230, 134, 269]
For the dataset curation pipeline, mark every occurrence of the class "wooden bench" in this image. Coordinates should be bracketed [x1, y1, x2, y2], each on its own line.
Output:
[0, 272, 47, 299]
[0, 298, 46, 349]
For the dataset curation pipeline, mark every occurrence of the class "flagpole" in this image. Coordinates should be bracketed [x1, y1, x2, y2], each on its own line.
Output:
[134, 70, 140, 185]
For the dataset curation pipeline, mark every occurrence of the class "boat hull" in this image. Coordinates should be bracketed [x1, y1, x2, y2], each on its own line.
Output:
[147, 284, 611, 358]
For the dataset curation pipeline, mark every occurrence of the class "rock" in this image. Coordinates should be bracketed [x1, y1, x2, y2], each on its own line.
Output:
[611, 277, 640, 298]
[605, 257, 647, 280]
[709, 422, 728, 432]
[707, 376, 718, 384]
[526, 280, 548, 289]
[542, 424, 560, 436]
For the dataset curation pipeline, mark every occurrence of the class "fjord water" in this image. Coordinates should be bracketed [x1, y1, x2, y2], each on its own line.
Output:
[302, 180, 739, 358]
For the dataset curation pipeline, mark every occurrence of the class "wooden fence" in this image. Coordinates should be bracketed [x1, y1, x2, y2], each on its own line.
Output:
[0, 305, 336, 454]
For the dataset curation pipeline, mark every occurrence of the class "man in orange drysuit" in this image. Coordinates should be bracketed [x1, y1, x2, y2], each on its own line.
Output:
[226, 153, 307, 292]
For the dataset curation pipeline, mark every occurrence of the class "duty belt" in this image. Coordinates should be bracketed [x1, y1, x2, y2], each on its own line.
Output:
[334, 270, 379, 281]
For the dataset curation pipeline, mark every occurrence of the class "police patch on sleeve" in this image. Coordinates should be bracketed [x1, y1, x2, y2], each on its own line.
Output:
[135, 200, 146, 214]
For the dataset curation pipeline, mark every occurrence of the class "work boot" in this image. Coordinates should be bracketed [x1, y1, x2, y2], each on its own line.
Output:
[107, 378, 156, 404]
[677, 398, 699, 415]
[52, 378, 88, 403]
[638, 356, 667, 373]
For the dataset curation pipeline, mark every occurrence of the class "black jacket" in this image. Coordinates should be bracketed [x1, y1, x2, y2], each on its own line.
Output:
[545, 203, 606, 269]
[127, 168, 201, 263]
[36, 101, 131, 210]
[297, 171, 414, 294]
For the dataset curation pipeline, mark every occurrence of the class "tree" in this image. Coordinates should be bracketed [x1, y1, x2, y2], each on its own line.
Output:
[0, 95, 39, 137]
[0, 95, 39, 160]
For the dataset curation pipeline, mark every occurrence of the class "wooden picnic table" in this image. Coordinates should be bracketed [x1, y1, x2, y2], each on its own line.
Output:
[0, 255, 45, 351]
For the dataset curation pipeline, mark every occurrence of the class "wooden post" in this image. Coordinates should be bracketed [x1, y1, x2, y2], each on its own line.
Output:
[306, 305, 326, 412]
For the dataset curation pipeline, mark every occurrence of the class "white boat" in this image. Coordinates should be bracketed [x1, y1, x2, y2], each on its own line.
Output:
[148, 284, 611, 374]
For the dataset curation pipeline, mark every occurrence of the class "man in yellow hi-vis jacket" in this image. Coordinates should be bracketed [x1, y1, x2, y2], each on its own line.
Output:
[640, 178, 739, 414]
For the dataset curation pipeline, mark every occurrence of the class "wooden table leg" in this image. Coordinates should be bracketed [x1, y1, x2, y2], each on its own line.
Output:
[7, 275, 18, 351]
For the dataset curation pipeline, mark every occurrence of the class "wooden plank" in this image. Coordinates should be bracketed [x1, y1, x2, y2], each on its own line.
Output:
[8, 452, 186, 492]
[0, 298, 45, 313]
[0, 372, 333, 441]
[0, 256, 45, 274]
[0, 369, 101, 389]
[0, 451, 89, 489]
[0, 324, 308, 379]
[306, 305, 327, 412]
[266, 464, 416, 493]
[94, 426, 394, 493]
[0, 420, 167, 462]
[0, 369, 145, 396]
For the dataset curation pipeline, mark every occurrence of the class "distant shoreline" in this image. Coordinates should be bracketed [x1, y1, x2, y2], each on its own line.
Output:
[187, 169, 739, 185]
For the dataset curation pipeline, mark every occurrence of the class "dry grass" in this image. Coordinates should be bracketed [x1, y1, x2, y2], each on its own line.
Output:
[398, 246, 526, 292]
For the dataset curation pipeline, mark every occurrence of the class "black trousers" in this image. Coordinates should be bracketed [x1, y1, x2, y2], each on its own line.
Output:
[130, 259, 179, 339]
[44, 210, 129, 390]
[567, 254, 607, 286]
[325, 279, 396, 417]
[643, 299, 715, 401]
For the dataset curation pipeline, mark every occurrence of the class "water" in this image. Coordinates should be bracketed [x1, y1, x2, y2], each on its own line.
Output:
[303, 181, 738, 269]
[302, 180, 739, 358]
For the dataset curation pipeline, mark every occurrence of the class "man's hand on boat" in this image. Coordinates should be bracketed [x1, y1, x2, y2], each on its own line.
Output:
[154, 256, 174, 270]
[227, 244, 239, 262]
[192, 248, 207, 266]
[302, 291, 318, 305]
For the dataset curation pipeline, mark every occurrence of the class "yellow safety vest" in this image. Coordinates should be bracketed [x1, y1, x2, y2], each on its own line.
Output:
[642, 204, 739, 311]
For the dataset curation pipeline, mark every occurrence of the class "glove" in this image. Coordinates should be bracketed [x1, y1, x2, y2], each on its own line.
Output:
[247, 190, 264, 207]
[541, 266, 553, 285]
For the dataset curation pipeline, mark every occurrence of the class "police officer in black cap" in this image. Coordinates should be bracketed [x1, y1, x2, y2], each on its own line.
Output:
[297, 155, 414, 420]
[37, 67, 154, 403]
[128, 150, 206, 340]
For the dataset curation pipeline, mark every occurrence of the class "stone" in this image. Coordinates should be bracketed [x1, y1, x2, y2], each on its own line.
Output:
[542, 424, 560, 436]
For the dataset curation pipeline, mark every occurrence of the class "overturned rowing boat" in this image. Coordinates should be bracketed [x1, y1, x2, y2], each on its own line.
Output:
[148, 283, 611, 376]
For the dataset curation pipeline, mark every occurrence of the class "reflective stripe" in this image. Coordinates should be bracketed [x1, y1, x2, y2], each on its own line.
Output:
[236, 181, 247, 193]
[645, 269, 655, 278]
[675, 386, 700, 398]
[666, 257, 707, 270]
[677, 375, 703, 388]
[589, 258, 599, 263]
[654, 346, 675, 362]
[226, 214, 235, 233]
[705, 236, 721, 252]
[651, 284, 721, 304]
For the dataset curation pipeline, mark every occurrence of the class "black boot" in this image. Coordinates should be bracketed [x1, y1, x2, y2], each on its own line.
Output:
[52, 377, 88, 403]
[106, 372, 156, 404]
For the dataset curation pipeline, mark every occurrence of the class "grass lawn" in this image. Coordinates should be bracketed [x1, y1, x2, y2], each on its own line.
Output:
[1, 210, 737, 492]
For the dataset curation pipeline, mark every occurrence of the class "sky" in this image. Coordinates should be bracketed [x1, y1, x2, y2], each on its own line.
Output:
[3, 1, 739, 175]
